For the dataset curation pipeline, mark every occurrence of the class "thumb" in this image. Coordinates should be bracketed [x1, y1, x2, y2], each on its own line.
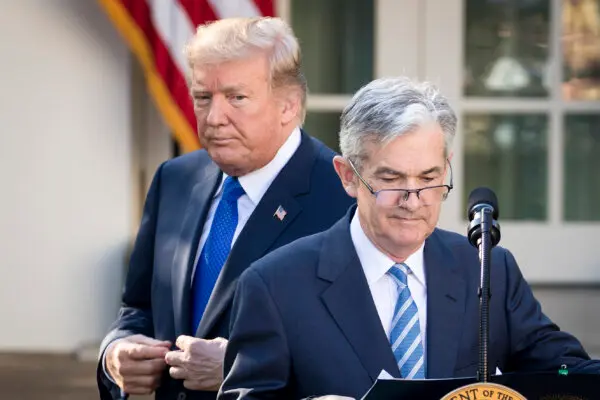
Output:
[175, 335, 199, 351]
[129, 334, 171, 348]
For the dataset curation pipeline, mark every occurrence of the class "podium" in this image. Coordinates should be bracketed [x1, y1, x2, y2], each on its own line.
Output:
[361, 372, 599, 399]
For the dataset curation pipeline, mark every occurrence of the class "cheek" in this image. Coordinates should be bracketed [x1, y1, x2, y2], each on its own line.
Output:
[195, 112, 208, 130]
[425, 205, 441, 225]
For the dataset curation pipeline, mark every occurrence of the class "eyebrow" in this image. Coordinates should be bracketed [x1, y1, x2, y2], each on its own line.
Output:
[190, 84, 249, 95]
[373, 165, 443, 177]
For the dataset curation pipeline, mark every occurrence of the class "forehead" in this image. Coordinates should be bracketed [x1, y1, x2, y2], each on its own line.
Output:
[191, 55, 270, 89]
[363, 124, 446, 172]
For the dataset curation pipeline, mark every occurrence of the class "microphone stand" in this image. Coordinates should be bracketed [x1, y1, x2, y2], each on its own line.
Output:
[476, 207, 493, 383]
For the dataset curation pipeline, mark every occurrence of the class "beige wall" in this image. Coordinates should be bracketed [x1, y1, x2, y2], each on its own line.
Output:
[0, 0, 132, 351]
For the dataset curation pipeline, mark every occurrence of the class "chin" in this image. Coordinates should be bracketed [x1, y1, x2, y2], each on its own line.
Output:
[395, 233, 423, 247]
[209, 152, 249, 175]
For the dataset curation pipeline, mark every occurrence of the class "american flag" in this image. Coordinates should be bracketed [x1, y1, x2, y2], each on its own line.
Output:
[98, 0, 275, 153]
[274, 205, 287, 221]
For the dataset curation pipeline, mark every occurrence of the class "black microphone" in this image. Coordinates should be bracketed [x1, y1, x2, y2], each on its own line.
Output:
[467, 187, 501, 247]
[466, 187, 501, 384]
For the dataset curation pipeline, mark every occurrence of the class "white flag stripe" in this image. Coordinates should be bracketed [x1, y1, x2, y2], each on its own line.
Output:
[209, 0, 262, 18]
[149, 0, 196, 77]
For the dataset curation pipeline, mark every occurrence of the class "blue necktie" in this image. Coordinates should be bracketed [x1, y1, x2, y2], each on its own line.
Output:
[191, 176, 245, 332]
[388, 263, 426, 379]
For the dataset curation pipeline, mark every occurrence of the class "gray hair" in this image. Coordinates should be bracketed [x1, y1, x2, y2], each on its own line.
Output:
[339, 77, 457, 169]
[184, 17, 307, 122]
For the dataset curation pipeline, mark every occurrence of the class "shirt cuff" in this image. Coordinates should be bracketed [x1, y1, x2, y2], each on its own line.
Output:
[102, 341, 118, 384]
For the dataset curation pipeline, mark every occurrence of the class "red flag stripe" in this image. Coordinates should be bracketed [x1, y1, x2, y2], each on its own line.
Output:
[125, 0, 197, 135]
[251, 0, 275, 17]
[98, 0, 200, 151]
[177, 0, 219, 27]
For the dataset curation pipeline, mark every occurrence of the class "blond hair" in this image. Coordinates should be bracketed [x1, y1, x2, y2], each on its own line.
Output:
[185, 17, 307, 122]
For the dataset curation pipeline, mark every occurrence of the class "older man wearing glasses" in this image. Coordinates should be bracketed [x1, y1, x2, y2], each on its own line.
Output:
[217, 77, 600, 400]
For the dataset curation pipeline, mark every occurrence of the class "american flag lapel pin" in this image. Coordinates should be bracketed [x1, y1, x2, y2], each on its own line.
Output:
[274, 205, 287, 221]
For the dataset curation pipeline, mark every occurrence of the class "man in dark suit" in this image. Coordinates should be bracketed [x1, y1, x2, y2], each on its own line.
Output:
[97, 17, 353, 400]
[219, 77, 600, 400]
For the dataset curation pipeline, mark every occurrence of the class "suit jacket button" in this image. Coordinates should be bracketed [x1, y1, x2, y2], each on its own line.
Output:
[177, 392, 186, 400]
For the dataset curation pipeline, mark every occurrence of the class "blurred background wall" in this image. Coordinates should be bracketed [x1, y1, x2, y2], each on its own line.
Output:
[0, 0, 133, 352]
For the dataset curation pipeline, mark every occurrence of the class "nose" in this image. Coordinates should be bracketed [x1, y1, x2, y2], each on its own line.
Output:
[206, 96, 228, 127]
[403, 191, 421, 211]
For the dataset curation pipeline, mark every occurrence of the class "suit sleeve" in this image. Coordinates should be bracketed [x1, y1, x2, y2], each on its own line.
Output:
[504, 249, 600, 374]
[218, 268, 292, 400]
[97, 162, 165, 399]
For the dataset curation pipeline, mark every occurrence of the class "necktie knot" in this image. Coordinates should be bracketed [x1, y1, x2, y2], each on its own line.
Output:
[221, 176, 245, 203]
[388, 263, 410, 287]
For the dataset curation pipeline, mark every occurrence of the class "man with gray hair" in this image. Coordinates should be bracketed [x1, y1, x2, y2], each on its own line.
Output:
[218, 77, 600, 399]
[97, 17, 353, 400]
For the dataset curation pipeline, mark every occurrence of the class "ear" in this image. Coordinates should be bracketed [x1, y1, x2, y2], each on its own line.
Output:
[333, 156, 359, 198]
[444, 150, 454, 183]
[278, 88, 301, 126]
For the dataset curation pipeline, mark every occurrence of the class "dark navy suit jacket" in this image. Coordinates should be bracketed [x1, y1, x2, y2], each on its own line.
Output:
[219, 206, 600, 400]
[97, 132, 354, 400]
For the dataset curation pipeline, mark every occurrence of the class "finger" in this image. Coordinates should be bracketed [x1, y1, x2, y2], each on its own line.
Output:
[123, 374, 161, 387]
[120, 385, 154, 396]
[129, 334, 172, 348]
[208, 336, 228, 349]
[183, 379, 206, 391]
[121, 375, 162, 395]
[169, 366, 189, 380]
[128, 344, 170, 360]
[175, 335, 200, 351]
[164, 350, 186, 366]
[119, 358, 166, 377]
[187, 376, 221, 391]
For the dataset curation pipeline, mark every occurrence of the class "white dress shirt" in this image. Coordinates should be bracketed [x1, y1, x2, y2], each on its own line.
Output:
[191, 126, 302, 279]
[349, 212, 428, 350]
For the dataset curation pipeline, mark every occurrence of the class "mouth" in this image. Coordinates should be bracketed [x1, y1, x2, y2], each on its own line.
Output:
[209, 137, 236, 144]
[393, 216, 419, 222]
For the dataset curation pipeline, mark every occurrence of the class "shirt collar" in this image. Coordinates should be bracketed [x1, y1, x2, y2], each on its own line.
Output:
[350, 211, 426, 287]
[215, 127, 302, 205]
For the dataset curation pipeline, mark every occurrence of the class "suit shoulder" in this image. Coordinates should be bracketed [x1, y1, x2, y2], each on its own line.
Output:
[309, 136, 338, 160]
[432, 228, 513, 264]
[244, 229, 327, 281]
[309, 137, 339, 174]
[432, 228, 472, 247]
[161, 149, 212, 175]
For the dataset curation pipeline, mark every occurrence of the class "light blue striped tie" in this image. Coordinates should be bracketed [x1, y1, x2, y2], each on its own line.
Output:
[388, 263, 426, 379]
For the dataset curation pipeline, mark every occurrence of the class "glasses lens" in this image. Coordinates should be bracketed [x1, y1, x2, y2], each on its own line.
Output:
[375, 186, 449, 207]
[419, 186, 449, 205]
[375, 190, 403, 207]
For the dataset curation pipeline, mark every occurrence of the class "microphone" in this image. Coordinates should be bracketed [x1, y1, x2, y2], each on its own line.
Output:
[467, 187, 500, 247]
[466, 187, 501, 384]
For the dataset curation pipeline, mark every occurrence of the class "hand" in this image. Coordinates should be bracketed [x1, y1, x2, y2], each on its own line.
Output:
[165, 335, 227, 391]
[105, 334, 171, 395]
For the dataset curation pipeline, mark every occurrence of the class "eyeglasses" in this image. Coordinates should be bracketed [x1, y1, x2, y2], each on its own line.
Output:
[348, 159, 454, 207]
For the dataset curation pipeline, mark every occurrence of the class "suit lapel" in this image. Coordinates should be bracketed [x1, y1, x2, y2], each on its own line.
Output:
[171, 163, 221, 337]
[195, 133, 317, 338]
[424, 230, 466, 378]
[319, 208, 401, 382]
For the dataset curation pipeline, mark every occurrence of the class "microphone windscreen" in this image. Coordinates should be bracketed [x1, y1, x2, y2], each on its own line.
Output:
[467, 187, 499, 220]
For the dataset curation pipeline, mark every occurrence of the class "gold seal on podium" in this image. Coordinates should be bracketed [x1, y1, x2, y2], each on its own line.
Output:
[441, 382, 526, 400]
